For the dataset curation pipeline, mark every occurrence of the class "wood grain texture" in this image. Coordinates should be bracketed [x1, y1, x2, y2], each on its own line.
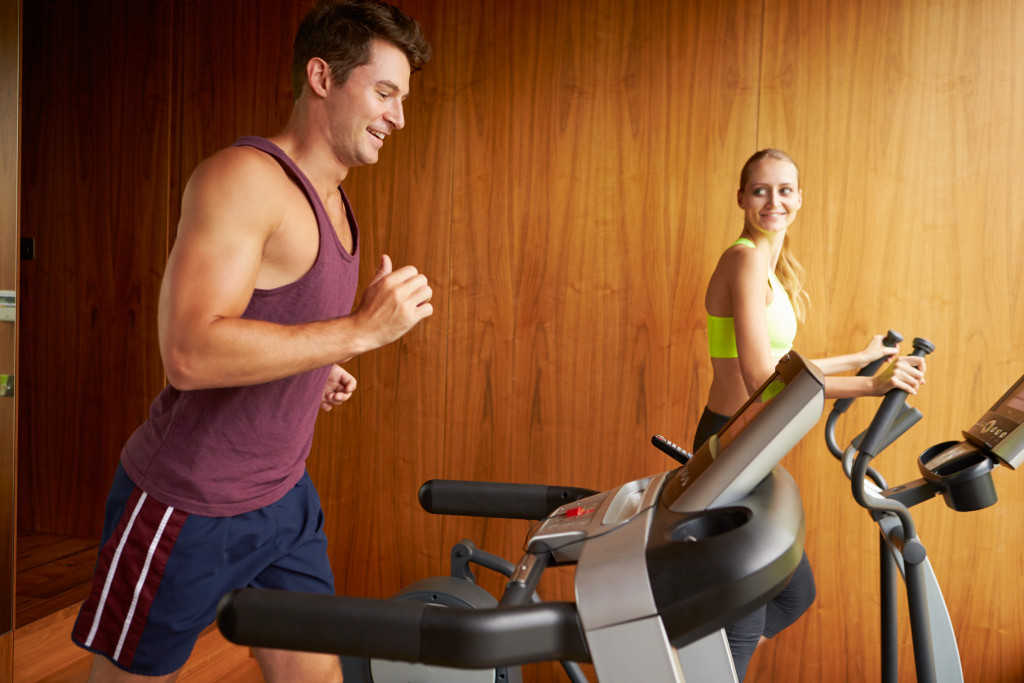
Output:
[0, 630, 10, 683]
[0, 0, 17, 640]
[12, 603, 261, 683]
[18, 0, 172, 536]
[15, 532, 97, 628]
[176, 0, 302, 179]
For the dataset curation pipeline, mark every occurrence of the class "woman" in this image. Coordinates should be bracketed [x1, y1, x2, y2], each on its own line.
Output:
[697, 149, 927, 680]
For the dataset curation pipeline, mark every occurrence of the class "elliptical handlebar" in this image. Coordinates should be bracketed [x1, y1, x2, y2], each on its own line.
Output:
[845, 336, 935, 537]
[831, 329, 904, 417]
[825, 330, 903, 461]
[858, 338, 935, 459]
[823, 333, 935, 534]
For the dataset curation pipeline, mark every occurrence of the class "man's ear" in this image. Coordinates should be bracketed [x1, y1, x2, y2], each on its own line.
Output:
[306, 57, 332, 97]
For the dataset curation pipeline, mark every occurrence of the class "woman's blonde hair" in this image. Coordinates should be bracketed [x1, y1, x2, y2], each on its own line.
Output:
[739, 149, 810, 322]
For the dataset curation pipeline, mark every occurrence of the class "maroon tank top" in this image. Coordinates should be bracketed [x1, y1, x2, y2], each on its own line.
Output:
[121, 136, 359, 516]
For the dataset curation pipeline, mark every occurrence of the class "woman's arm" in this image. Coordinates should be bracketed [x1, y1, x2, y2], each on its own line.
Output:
[730, 249, 779, 396]
[811, 334, 898, 375]
[824, 355, 927, 399]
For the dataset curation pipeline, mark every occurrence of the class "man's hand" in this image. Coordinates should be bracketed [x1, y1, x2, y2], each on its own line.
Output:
[321, 364, 357, 412]
[352, 255, 433, 349]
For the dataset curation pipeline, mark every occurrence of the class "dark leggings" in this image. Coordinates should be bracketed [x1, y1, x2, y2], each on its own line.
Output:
[693, 407, 816, 681]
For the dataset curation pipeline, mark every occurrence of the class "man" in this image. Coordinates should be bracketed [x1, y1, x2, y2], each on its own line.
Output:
[71, 2, 432, 681]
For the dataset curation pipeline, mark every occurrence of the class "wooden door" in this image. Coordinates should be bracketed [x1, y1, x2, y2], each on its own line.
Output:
[0, 0, 19, 673]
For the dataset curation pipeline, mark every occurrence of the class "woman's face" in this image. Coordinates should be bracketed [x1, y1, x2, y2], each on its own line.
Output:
[738, 158, 802, 235]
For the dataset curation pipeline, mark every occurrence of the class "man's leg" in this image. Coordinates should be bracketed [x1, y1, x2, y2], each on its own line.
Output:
[253, 648, 343, 683]
[88, 654, 181, 683]
[249, 474, 341, 682]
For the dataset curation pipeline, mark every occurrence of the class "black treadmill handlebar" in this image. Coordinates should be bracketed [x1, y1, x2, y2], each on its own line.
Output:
[216, 588, 589, 668]
[418, 479, 599, 520]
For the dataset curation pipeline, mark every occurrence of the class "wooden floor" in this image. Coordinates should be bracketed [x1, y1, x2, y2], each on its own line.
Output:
[16, 531, 99, 629]
[13, 531, 264, 682]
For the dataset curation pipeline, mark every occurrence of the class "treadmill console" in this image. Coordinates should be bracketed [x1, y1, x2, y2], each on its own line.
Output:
[964, 370, 1024, 469]
[662, 351, 825, 512]
[525, 352, 824, 561]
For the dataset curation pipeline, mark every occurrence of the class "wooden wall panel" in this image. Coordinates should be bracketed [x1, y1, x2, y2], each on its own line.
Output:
[442, 0, 763, 520]
[17, 0, 172, 536]
[0, 0, 17, 640]
[753, 0, 1024, 680]
[176, 0, 302, 176]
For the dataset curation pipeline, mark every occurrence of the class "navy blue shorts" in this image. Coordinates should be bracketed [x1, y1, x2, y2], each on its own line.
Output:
[72, 464, 334, 676]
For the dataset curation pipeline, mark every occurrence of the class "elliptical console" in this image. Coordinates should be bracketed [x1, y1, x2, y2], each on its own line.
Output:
[964, 371, 1024, 468]
[915, 370, 1024, 512]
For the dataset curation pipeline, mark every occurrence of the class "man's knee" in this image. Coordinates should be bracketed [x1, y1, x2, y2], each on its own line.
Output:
[88, 654, 182, 683]
[254, 647, 343, 683]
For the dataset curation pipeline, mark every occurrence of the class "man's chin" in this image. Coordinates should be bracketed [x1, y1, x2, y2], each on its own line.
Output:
[353, 151, 380, 167]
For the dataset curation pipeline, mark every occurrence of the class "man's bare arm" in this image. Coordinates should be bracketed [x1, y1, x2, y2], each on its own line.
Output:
[158, 148, 432, 391]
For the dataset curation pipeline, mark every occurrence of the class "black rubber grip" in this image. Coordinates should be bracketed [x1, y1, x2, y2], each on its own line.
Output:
[858, 338, 933, 457]
[418, 480, 598, 520]
[216, 588, 590, 667]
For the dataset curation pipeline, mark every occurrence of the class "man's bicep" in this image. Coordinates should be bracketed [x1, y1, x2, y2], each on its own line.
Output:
[160, 155, 278, 335]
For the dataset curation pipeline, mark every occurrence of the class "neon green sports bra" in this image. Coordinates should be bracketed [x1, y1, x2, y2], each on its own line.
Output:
[707, 238, 797, 359]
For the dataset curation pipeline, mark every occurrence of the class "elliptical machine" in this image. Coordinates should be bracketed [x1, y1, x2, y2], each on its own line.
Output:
[825, 331, 1024, 683]
[216, 352, 826, 682]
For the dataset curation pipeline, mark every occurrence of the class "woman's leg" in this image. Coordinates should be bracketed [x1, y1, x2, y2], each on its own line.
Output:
[763, 552, 816, 638]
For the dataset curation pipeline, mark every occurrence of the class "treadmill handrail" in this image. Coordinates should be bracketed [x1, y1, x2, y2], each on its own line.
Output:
[418, 479, 599, 520]
[216, 589, 590, 668]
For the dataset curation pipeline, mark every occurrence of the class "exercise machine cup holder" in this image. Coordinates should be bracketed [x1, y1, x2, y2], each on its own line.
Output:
[670, 507, 751, 543]
[918, 440, 998, 512]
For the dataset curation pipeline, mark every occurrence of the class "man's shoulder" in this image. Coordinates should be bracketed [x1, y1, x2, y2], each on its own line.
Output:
[186, 143, 294, 201]
[198, 143, 283, 179]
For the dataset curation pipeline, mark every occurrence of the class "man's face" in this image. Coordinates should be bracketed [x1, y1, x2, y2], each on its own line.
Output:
[327, 40, 412, 170]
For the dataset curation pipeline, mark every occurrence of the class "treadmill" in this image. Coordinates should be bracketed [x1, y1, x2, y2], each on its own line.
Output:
[217, 351, 826, 682]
